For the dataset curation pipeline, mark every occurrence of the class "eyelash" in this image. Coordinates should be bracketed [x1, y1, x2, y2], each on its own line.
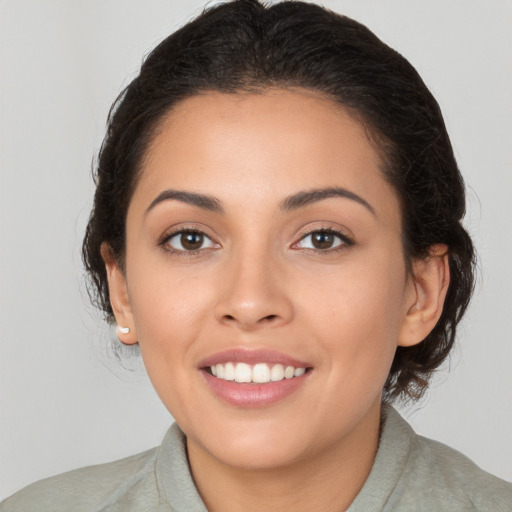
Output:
[159, 227, 218, 257]
[294, 228, 354, 253]
[159, 226, 354, 257]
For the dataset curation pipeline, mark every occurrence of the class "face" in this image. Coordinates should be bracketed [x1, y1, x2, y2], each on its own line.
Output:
[109, 89, 423, 471]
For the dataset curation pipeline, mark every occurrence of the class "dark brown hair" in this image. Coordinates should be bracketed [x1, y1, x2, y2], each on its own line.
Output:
[82, 0, 475, 402]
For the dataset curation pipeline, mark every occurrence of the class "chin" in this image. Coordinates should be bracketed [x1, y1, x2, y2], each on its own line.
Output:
[187, 409, 349, 473]
[206, 432, 312, 471]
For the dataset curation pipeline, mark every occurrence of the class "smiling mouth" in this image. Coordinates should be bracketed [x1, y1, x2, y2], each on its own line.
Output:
[200, 352, 313, 407]
[204, 362, 310, 383]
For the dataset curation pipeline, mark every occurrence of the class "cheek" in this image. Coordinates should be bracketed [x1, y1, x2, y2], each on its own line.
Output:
[132, 275, 210, 339]
[126, 265, 219, 415]
[298, 252, 407, 367]
[126, 257, 215, 367]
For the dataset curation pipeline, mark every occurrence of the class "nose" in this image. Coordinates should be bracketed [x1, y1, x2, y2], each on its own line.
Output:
[214, 250, 294, 331]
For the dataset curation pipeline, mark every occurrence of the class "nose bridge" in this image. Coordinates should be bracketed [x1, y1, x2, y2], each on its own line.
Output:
[214, 238, 293, 329]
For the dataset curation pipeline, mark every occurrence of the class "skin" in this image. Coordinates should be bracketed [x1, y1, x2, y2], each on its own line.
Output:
[103, 89, 449, 512]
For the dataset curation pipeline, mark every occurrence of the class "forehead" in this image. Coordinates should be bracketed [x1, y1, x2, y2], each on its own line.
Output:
[131, 89, 400, 223]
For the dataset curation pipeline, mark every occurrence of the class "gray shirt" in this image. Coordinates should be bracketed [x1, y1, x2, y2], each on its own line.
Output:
[2, 406, 511, 511]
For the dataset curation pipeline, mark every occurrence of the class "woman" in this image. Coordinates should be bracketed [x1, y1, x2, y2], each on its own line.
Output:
[2, 0, 511, 510]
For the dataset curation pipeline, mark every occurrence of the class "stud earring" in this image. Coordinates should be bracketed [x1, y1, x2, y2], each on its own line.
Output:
[118, 326, 130, 335]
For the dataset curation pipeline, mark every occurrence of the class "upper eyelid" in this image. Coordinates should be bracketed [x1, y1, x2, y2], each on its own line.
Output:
[160, 225, 218, 243]
[300, 227, 347, 237]
[298, 233, 348, 246]
[294, 225, 354, 243]
[165, 229, 214, 241]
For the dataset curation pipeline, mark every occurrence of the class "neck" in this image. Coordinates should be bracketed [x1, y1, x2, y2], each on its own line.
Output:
[187, 400, 382, 512]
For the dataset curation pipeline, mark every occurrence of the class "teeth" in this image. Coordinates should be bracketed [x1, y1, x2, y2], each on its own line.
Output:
[235, 362, 252, 383]
[224, 362, 235, 381]
[294, 367, 306, 377]
[252, 363, 271, 383]
[209, 362, 307, 383]
[284, 366, 295, 379]
[270, 364, 284, 381]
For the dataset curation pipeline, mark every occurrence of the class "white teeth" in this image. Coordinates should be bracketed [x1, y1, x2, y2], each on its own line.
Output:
[270, 364, 284, 381]
[252, 363, 271, 383]
[294, 367, 306, 377]
[209, 362, 307, 383]
[215, 363, 224, 379]
[235, 362, 252, 383]
[224, 362, 235, 381]
[284, 366, 295, 379]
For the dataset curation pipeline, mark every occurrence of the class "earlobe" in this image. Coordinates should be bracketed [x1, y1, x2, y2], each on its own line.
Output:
[398, 244, 450, 348]
[101, 243, 138, 345]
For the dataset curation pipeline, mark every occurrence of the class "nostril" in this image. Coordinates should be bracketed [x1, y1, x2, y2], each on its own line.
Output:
[221, 313, 279, 325]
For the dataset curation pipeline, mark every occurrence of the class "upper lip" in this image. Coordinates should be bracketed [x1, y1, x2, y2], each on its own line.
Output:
[198, 348, 311, 368]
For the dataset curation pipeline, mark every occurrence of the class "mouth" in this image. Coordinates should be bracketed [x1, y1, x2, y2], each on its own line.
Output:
[205, 362, 309, 383]
[198, 349, 313, 407]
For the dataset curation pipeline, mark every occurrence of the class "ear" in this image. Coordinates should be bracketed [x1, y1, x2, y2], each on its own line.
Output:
[101, 243, 138, 345]
[398, 244, 450, 348]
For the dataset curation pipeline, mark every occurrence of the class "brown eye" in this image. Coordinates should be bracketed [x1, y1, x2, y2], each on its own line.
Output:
[311, 231, 336, 249]
[167, 230, 217, 252]
[295, 230, 348, 251]
[181, 232, 204, 250]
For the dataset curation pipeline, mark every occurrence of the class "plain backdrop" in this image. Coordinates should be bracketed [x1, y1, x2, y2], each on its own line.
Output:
[1, 0, 511, 500]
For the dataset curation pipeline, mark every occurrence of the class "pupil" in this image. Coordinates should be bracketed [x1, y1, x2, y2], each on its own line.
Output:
[181, 232, 203, 250]
[313, 231, 334, 249]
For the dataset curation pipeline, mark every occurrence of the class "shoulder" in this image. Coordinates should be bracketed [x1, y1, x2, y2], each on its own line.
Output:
[381, 407, 512, 512]
[411, 433, 512, 511]
[1, 423, 207, 512]
[0, 447, 160, 512]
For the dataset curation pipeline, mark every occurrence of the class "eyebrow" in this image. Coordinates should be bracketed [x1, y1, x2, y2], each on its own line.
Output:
[145, 186, 375, 216]
[146, 190, 224, 215]
[280, 187, 376, 216]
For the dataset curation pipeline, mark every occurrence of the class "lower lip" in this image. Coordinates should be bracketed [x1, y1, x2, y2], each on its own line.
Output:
[201, 370, 311, 408]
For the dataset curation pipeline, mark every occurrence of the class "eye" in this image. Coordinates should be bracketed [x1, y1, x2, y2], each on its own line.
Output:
[295, 229, 351, 251]
[165, 230, 218, 252]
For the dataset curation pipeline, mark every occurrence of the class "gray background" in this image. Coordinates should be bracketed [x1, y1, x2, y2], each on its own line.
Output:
[1, 0, 511, 500]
